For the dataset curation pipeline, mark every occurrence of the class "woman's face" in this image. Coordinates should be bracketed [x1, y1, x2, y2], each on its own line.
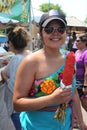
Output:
[41, 20, 67, 49]
[75, 36, 87, 50]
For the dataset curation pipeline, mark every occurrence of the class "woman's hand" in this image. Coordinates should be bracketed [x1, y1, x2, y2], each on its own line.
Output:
[1, 71, 8, 82]
[50, 87, 72, 104]
[1, 58, 9, 67]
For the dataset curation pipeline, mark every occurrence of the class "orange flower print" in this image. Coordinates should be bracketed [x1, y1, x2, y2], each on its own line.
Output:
[40, 79, 56, 94]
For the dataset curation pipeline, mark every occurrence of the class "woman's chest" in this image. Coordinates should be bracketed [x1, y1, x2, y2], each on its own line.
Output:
[36, 57, 65, 79]
[30, 65, 64, 97]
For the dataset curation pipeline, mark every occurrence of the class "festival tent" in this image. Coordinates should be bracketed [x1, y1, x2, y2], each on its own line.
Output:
[0, 16, 19, 23]
[0, 34, 7, 43]
[67, 16, 86, 27]
[66, 16, 87, 34]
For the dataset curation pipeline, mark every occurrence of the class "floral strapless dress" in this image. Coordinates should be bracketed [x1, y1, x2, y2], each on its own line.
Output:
[20, 49, 76, 130]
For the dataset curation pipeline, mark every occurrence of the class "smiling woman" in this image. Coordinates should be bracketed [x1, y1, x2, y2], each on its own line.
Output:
[13, 9, 87, 130]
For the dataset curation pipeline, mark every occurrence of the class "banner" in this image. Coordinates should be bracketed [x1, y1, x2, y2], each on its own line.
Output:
[0, 0, 30, 23]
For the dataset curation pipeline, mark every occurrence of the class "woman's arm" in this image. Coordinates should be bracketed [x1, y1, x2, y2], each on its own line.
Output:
[1, 70, 8, 82]
[84, 63, 87, 86]
[83, 63, 87, 95]
[73, 89, 87, 130]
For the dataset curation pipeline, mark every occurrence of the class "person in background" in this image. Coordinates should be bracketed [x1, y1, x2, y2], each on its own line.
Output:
[75, 33, 87, 110]
[32, 37, 36, 51]
[13, 10, 87, 130]
[67, 32, 77, 53]
[67, 36, 73, 51]
[71, 40, 78, 53]
[1, 26, 32, 130]
[3, 42, 9, 51]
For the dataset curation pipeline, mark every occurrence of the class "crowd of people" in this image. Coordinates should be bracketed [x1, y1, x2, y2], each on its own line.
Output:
[0, 9, 87, 130]
[31, 34, 43, 52]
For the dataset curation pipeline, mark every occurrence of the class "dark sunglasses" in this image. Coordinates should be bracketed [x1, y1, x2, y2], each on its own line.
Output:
[43, 26, 66, 34]
[76, 39, 87, 43]
[76, 40, 82, 42]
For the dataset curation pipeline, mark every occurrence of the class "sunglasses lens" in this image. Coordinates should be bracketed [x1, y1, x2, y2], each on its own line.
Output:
[44, 26, 65, 34]
[57, 27, 65, 34]
[76, 40, 81, 42]
[44, 27, 53, 34]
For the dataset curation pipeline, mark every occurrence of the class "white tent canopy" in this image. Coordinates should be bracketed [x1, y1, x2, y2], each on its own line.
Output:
[0, 16, 19, 23]
[66, 16, 87, 27]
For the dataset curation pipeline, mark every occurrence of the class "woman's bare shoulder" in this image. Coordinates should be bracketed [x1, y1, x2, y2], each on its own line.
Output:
[24, 50, 32, 56]
[27, 49, 43, 58]
[22, 49, 43, 66]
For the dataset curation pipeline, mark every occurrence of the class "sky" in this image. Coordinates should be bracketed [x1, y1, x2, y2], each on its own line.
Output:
[31, 0, 87, 22]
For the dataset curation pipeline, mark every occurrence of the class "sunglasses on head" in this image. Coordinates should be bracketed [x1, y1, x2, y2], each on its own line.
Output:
[43, 26, 66, 34]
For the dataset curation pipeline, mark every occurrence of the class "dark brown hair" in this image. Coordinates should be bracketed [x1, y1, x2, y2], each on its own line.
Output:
[8, 26, 31, 50]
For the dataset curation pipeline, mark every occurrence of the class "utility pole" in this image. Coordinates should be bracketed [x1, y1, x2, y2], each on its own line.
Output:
[29, 0, 33, 51]
[29, 0, 32, 35]
[48, 0, 50, 11]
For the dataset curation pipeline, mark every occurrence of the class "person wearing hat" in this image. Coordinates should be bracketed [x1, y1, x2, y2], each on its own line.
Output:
[13, 10, 87, 130]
